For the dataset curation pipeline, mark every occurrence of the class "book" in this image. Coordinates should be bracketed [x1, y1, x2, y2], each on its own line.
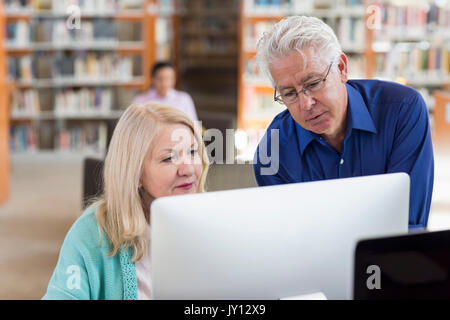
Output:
[10, 125, 38, 153]
[10, 89, 41, 116]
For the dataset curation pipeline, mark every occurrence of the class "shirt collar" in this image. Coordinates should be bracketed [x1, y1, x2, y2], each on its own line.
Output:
[153, 88, 176, 99]
[346, 82, 377, 135]
[295, 82, 377, 156]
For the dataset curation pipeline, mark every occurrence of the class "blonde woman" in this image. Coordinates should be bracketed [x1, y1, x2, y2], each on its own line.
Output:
[43, 103, 209, 300]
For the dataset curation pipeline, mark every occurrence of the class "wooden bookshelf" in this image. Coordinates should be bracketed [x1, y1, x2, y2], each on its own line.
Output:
[0, 0, 10, 204]
[175, 0, 239, 133]
[3, 0, 173, 156]
[433, 90, 450, 149]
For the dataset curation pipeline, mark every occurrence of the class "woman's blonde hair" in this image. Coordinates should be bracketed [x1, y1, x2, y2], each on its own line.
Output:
[92, 103, 209, 262]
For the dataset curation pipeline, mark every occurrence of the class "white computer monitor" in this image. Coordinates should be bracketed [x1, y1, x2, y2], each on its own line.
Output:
[150, 172, 410, 300]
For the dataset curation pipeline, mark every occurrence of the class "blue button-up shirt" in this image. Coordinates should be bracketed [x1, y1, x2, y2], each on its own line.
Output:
[253, 79, 434, 229]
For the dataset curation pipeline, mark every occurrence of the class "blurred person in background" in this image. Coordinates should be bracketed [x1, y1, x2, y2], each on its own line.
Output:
[133, 61, 198, 122]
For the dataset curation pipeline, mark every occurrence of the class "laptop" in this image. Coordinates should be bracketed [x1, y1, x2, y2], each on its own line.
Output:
[354, 229, 450, 299]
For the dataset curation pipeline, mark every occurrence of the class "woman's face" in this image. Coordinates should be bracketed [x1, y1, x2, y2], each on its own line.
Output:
[141, 123, 203, 200]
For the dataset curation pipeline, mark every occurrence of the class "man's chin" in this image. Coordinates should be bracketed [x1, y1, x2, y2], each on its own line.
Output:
[308, 124, 333, 136]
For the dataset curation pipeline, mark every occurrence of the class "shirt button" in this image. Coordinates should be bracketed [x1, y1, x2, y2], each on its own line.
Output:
[340, 159, 344, 165]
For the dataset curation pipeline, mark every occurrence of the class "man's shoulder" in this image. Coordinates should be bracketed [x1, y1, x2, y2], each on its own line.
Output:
[132, 89, 156, 104]
[347, 79, 422, 105]
[174, 89, 193, 100]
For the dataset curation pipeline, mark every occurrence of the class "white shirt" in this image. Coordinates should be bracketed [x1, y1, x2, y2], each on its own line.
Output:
[132, 88, 198, 122]
[136, 229, 152, 300]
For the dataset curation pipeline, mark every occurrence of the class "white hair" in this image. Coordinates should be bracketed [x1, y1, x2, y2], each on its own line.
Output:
[256, 15, 343, 86]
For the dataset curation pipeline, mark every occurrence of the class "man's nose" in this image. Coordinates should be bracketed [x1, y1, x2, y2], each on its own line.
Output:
[297, 91, 315, 111]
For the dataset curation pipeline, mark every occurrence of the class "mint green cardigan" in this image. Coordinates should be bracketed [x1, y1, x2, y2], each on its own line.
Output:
[42, 206, 138, 300]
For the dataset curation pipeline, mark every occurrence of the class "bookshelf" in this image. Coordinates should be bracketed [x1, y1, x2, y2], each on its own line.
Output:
[237, 0, 367, 159]
[237, 0, 450, 159]
[175, 0, 239, 135]
[0, 1, 10, 203]
[367, 0, 450, 113]
[3, 0, 174, 157]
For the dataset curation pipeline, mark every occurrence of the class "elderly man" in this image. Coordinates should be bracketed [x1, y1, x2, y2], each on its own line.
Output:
[253, 16, 434, 229]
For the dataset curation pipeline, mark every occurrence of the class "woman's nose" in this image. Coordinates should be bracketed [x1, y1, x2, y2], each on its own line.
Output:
[177, 159, 195, 177]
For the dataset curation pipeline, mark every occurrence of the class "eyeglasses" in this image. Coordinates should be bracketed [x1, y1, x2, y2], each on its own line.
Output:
[274, 62, 333, 105]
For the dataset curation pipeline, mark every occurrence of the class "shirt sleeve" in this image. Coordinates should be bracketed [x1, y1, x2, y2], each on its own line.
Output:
[42, 232, 92, 300]
[386, 93, 434, 230]
[41, 211, 105, 300]
[131, 91, 150, 105]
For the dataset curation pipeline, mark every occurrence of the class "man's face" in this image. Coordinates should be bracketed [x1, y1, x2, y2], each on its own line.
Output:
[269, 49, 349, 139]
[153, 67, 176, 97]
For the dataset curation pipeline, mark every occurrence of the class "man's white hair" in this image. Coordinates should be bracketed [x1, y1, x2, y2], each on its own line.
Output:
[256, 15, 343, 86]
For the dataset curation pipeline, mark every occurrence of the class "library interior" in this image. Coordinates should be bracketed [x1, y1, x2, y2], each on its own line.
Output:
[0, 0, 450, 300]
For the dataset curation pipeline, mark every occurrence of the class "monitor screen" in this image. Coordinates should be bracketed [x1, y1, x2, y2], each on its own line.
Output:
[151, 173, 410, 300]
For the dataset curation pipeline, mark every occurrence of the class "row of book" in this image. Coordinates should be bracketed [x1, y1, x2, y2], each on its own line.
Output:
[7, 56, 32, 81]
[375, 43, 450, 80]
[8, 53, 136, 81]
[243, 0, 363, 14]
[5, 0, 178, 14]
[56, 52, 135, 80]
[372, 1, 450, 38]
[184, 38, 237, 55]
[31, 0, 143, 12]
[38, 20, 118, 44]
[10, 88, 116, 117]
[6, 20, 140, 46]
[10, 123, 109, 154]
[57, 123, 108, 154]
[4, 0, 27, 12]
[55, 88, 113, 115]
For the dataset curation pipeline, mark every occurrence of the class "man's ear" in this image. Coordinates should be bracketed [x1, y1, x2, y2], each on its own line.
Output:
[337, 53, 348, 83]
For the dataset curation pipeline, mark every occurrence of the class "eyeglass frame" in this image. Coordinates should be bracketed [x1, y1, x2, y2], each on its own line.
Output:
[273, 62, 334, 105]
